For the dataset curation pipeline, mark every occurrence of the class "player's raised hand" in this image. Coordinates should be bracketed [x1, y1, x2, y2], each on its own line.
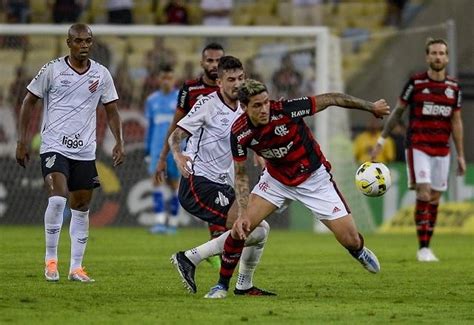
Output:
[372, 99, 390, 118]
[153, 159, 167, 185]
[16, 142, 30, 168]
[175, 153, 193, 178]
[112, 141, 125, 166]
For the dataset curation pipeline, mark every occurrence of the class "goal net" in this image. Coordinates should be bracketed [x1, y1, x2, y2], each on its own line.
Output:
[0, 24, 374, 231]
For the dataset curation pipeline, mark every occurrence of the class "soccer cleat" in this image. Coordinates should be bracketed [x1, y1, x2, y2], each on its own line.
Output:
[355, 247, 380, 273]
[204, 284, 228, 299]
[170, 252, 197, 293]
[68, 267, 95, 282]
[205, 255, 221, 269]
[234, 286, 277, 296]
[45, 259, 59, 282]
[417, 247, 439, 262]
[149, 224, 168, 234]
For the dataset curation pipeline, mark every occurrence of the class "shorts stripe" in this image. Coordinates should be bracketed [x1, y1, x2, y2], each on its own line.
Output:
[189, 175, 227, 219]
[326, 167, 351, 214]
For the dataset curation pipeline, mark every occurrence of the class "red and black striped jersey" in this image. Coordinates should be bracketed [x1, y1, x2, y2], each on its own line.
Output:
[177, 76, 219, 114]
[231, 96, 329, 186]
[400, 71, 462, 156]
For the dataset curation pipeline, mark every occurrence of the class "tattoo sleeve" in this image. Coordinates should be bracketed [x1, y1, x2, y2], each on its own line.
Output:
[234, 160, 250, 217]
[315, 93, 374, 113]
[380, 101, 406, 138]
[168, 128, 189, 157]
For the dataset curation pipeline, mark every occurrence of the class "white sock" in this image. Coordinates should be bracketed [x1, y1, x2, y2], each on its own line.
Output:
[44, 196, 67, 262]
[185, 230, 230, 265]
[236, 221, 270, 291]
[69, 209, 89, 272]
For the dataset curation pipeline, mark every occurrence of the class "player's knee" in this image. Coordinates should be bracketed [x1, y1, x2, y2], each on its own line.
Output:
[244, 220, 270, 247]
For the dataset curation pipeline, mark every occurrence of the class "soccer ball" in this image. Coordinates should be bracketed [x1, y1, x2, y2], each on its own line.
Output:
[355, 162, 391, 197]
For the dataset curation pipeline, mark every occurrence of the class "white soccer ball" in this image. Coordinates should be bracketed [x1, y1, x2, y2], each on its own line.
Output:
[355, 162, 391, 197]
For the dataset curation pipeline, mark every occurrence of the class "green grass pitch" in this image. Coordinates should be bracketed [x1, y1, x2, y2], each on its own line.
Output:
[1, 226, 473, 324]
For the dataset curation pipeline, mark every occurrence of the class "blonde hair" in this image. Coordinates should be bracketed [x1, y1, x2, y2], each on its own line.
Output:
[238, 79, 267, 105]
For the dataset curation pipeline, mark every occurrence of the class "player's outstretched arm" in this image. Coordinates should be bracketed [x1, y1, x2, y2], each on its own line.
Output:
[451, 110, 466, 175]
[168, 127, 193, 178]
[104, 102, 125, 166]
[16, 92, 39, 168]
[370, 100, 407, 161]
[154, 109, 186, 184]
[315, 93, 390, 118]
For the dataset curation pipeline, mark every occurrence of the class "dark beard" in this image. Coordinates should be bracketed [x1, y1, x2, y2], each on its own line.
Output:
[204, 70, 218, 81]
[430, 62, 446, 72]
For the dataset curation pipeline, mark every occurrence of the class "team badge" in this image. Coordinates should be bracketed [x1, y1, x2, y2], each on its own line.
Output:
[274, 125, 289, 136]
[445, 87, 454, 99]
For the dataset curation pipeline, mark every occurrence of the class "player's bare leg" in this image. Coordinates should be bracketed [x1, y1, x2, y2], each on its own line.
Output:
[322, 215, 380, 273]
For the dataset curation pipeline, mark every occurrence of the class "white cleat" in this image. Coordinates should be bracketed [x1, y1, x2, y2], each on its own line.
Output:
[204, 284, 228, 299]
[356, 247, 381, 273]
[417, 247, 439, 262]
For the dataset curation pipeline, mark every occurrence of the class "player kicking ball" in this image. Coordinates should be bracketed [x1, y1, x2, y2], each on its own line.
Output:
[204, 79, 390, 298]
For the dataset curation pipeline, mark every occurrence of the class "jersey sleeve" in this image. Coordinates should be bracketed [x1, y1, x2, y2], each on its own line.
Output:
[230, 131, 248, 162]
[100, 68, 119, 104]
[399, 77, 415, 105]
[281, 96, 317, 120]
[455, 89, 462, 111]
[27, 61, 54, 98]
[176, 83, 190, 114]
[176, 98, 208, 135]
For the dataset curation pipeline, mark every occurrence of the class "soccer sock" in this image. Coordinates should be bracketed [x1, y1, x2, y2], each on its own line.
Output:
[236, 221, 270, 291]
[427, 203, 439, 247]
[348, 233, 365, 258]
[69, 209, 89, 272]
[208, 223, 227, 239]
[153, 186, 166, 225]
[185, 230, 231, 265]
[167, 193, 180, 228]
[414, 199, 430, 248]
[218, 234, 245, 290]
[44, 196, 67, 262]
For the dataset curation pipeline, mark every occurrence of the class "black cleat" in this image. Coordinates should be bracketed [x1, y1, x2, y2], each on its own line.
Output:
[170, 251, 197, 293]
[234, 286, 277, 296]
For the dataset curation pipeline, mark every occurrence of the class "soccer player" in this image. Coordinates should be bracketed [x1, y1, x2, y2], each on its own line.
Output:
[15, 24, 124, 282]
[371, 38, 465, 262]
[144, 65, 180, 234]
[169, 57, 274, 297]
[154, 43, 228, 247]
[204, 79, 390, 299]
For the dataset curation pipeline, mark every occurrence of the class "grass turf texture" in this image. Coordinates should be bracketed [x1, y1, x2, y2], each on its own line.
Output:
[1, 226, 473, 324]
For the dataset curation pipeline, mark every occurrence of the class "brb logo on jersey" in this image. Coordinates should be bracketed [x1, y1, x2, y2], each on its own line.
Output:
[62, 134, 84, 149]
[260, 141, 293, 159]
[422, 102, 452, 117]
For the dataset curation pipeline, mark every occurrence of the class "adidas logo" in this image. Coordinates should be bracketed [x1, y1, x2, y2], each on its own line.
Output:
[332, 206, 341, 214]
[45, 154, 57, 168]
[215, 191, 230, 207]
[250, 139, 259, 146]
[422, 88, 430, 94]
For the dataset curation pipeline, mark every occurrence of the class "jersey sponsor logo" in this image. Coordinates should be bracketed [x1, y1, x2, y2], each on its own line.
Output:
[274, 125, 289, 136]
[179, 89, 188, 108]
[188, 85, 206, 91]
[414, 79, 429, 84]
[445, 87, 454, 99]
[260, 141, 293, 159]
[286, 96, 308, 103]
[237, 129, 252, 142]
[422, 102, 452, 117]
[62, 135, 84, 149]
[88, 79, 99, 93]
[60, 72, 73, 76]
[236, 143, 245, 156]
[45, 154, 57, 168]
[215, 191, 230, 207]
[290, 109, 310, 118]
[402, 84, 414, 100]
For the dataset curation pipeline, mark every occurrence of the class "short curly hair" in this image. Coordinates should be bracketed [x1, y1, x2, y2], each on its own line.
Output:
[238, 79, 267, 105]
[425, 37, 448, 54]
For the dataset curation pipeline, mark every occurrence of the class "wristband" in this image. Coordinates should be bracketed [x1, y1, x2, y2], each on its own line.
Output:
[376, 137, 386, 146]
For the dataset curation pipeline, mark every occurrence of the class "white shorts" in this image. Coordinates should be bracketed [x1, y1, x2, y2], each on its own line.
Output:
[251, 165, 350, 221]
[406, 148, 450, 191]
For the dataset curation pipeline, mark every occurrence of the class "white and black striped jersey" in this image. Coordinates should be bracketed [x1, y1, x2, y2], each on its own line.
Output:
[27, 56, 118, 160]
[177, 91, 243, 185]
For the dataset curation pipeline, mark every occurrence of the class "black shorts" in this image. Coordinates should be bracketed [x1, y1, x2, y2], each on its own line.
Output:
[178, 175, 235, 227]
[40, 152, 100, 191]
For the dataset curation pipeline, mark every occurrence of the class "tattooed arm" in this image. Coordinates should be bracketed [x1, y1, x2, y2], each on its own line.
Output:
[315, 93, 390, 118]
[168, 127, 193, 178]
[234, 160, 250, 217]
